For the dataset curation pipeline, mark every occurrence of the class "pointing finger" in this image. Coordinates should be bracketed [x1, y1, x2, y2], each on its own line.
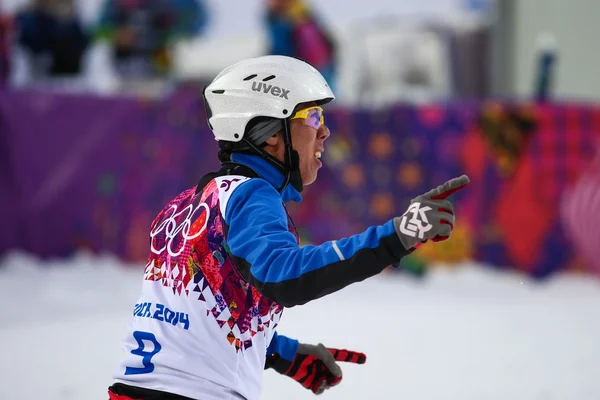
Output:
[429, 175, 470, 200]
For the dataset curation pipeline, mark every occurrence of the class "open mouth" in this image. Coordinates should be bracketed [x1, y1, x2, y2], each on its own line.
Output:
[314, 151, 322, 159]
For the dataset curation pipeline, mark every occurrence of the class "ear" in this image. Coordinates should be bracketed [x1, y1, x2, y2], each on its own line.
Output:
[264, 132, 280, 146]
[262, 131, 285, 161]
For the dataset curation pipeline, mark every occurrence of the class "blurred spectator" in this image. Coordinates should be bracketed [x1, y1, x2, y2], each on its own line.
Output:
[0, 15, 13, 86]
[12, 0, 89, 85]
[265, 0, 337, 88]
[94, 0, 209, 90]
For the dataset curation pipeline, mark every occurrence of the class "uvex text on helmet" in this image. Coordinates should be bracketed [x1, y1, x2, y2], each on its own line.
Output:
[203, 56, 335, 143]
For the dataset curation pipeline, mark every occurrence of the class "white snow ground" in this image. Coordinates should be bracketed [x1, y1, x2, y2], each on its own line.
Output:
[1, 251, 599, 400]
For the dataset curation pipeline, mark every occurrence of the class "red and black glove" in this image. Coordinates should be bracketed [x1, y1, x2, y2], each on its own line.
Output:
[265, 343, 366, 395]
[394, 175, 470, 252]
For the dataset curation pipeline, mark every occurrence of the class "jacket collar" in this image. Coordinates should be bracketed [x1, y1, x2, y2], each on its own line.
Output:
[230, 153, 303, 203]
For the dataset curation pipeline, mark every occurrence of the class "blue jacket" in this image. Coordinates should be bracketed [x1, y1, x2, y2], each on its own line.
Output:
[225, 153, 409, 360]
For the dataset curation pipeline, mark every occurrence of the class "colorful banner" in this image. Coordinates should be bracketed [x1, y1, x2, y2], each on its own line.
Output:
[1, 85, 598, 277]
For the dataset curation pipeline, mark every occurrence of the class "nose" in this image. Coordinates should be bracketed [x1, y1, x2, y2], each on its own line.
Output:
[318, 124, 331, 141]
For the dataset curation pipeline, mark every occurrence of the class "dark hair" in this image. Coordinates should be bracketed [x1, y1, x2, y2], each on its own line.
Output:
[218, 145, 233, 163]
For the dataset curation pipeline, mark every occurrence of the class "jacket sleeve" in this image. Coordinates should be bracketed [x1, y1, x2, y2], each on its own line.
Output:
[267, 332, 298, 360]
[224, 179, 409, 307]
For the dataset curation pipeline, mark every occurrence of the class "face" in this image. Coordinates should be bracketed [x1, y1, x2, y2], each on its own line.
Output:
[265, 103, 331, 187]
[291, 113, 330, 186]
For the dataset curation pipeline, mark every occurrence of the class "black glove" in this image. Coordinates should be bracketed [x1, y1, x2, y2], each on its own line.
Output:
[395, 175, 470, 252]
[266, 343, 366, 395]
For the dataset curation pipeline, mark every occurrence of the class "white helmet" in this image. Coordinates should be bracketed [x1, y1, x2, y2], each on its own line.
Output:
[203, 55, 335, 142]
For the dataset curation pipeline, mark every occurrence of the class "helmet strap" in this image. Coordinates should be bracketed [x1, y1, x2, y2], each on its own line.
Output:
[240, 118, 303, 194]
[241, 138, 285, 170]
[281, 118, 304, 193]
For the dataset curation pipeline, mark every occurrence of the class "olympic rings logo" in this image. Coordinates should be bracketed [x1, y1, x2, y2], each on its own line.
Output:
[150, 202, 210, 257]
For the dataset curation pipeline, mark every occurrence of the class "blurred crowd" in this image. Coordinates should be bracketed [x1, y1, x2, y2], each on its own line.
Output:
[0, 0, 337, 96]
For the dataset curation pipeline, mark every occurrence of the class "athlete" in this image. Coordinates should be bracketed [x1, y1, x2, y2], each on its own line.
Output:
[108, 55, 469, 400]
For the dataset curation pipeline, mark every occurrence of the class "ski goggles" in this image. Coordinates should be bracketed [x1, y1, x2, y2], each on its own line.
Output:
[291, 106, 325, 129]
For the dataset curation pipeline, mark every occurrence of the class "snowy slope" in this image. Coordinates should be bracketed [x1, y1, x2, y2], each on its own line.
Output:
[1, 251, 599, 400]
